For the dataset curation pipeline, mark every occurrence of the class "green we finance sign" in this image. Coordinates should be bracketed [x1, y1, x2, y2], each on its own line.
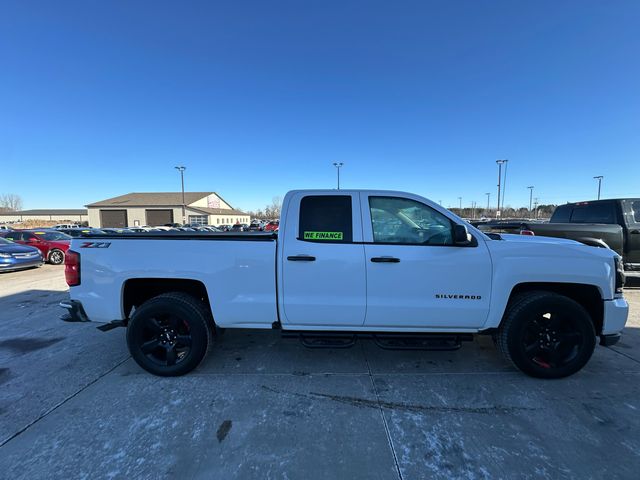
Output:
[303, 231, 344, 241]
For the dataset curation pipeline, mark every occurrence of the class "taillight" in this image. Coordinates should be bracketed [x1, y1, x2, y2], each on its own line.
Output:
[520, 229, 535, 236]
[614, 256, 625, 294]
[65, 250, 80, 286]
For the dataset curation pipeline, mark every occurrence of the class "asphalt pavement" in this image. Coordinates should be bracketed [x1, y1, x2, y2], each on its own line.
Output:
[0, 265, 639, 479]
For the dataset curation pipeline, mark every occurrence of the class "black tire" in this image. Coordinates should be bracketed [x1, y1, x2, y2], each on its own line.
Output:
[496, 291, 596, 379]
[48, 249, 65, 265]
[126, 292, 214, 376]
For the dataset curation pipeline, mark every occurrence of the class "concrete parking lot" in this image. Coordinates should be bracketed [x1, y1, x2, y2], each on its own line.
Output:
[0, 266, 639, 479]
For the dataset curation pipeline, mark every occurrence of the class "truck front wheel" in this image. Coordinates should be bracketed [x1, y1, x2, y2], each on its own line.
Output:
[497, 291, 596, 379]
[126, 292, 213, 376]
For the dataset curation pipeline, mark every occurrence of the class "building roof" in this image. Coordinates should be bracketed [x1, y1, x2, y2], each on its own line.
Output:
[0, 209, 88, 216]
[189, 207, 248, 216]
[87, 192, 215, 207]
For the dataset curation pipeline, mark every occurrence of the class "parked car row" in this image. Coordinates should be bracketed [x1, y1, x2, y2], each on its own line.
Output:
[0, 222, 282, 273]
[0, 229, 71, 271]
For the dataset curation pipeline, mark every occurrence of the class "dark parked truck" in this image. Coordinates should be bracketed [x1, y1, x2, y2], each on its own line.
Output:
[477, 199, 640, 271]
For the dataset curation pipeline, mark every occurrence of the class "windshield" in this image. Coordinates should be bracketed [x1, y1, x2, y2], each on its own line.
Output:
[33, 231, 72, 241]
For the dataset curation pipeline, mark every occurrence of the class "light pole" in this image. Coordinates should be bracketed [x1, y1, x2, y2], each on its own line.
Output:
[333, 162, 343, 190]
[496, 159, 508, 216]
[458, 197, 462, 210]
[527, 186, 534, 213]
[175, 166, 186, 225]
[502, 159, 509, 212]
[533, 197, 539, 219]
[485, 192, 490, 215]
[593, 176, 603, 200]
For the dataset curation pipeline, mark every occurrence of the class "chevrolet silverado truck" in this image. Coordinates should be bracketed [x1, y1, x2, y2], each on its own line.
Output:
[61, 190, 629, 379]
[476, 198, 640, 272]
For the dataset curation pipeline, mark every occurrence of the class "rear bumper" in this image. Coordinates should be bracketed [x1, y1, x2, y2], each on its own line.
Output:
[601, 297, 629, 335]
[59, 300, 90, 322]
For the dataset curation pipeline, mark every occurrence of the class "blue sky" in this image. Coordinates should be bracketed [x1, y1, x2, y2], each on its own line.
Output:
[1, 0, 638, 211]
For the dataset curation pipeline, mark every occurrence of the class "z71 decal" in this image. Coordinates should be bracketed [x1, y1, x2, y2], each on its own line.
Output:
[80, 242, 112, 248]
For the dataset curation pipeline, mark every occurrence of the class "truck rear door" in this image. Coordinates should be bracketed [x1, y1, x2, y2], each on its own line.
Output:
[280, 192, 367, 327]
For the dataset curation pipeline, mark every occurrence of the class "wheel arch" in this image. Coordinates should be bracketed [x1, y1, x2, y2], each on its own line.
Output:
[122, 278, 212, 320]
[505, 282, 604, 335]
[574, 237, 610, 249]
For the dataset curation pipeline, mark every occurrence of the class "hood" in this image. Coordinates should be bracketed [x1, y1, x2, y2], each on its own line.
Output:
[497, 233, 583, 246]
[490, 233, 618, 264]
[0, 243, 41, 254]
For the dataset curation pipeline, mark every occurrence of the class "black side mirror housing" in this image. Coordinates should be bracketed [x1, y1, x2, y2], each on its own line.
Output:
[453, 224, 472, 245]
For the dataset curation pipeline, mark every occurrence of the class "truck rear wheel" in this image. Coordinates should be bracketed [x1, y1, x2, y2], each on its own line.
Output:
[496, 291, 596, 379]
[126, 292, 213, 376]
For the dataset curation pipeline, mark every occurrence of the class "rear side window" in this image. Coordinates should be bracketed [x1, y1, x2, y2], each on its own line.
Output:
[632, 201, 640, 223]
[570, 203, 615, 223]
[551, 205, 571, 222]
[299, 196, 352, 242]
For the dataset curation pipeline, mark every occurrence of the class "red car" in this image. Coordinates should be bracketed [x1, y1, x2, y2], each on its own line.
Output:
[1, 229, 71, 265]
[264, 221, 279, 232]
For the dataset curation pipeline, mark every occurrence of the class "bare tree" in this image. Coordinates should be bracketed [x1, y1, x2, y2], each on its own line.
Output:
[269, 196, 282, 219]
[0, 193, 23, 211]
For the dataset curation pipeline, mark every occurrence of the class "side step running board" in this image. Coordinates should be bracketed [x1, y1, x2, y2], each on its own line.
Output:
[282, 331, 473, 351]
[373, 334, 471, 351]
[282, 332, 357, 349]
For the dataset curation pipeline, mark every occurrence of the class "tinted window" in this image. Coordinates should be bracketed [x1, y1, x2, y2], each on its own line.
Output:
[632, 201, 640, 223]
[5, 232, 22, 241]
[369, 197, 453, 245]
[299, 196, 352, 242]
[570, 203, 615, 223]
[551, 204, 571, 222]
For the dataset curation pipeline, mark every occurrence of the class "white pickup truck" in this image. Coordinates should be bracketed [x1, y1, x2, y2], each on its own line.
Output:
[61, 189, 629, 379]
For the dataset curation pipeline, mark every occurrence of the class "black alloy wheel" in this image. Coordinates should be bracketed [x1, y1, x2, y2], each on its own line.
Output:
[138, 314, 193, 367]
[497, 291, 596, 379]
[127, 292, 213, 376]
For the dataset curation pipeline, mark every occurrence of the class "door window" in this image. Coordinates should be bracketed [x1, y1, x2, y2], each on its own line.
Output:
[5, 232, 21, 241]
[632, 201, 640, 223]
[369, 197, 453, 245]
[299, 196, 352, 242]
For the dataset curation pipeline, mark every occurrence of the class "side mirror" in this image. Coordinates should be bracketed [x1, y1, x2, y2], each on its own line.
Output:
[27, 237, 39, 243]
[453, 224, 472, 245]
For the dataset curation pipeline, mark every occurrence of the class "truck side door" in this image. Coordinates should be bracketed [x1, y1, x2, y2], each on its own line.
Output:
[280, 193, 367, 327]
[361, 193, 492, 329]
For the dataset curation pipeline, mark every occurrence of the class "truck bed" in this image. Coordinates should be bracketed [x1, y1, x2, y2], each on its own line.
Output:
[72, 232, 278, 326]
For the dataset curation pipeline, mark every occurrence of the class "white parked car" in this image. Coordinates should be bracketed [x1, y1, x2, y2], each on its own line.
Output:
[61, 189, 628, 378]
[53, 223, 80, 229]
